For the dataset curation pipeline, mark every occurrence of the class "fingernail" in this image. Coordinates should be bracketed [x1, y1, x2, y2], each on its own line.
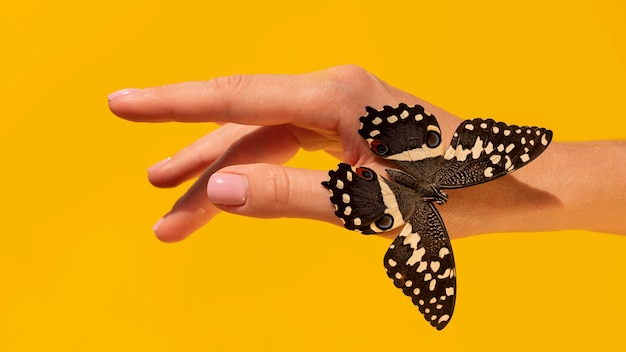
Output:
[108, 88, 141, 101]
[148, 157, 171, 173]
[207, 173, 248, 206]
[152, 217, 164, 232]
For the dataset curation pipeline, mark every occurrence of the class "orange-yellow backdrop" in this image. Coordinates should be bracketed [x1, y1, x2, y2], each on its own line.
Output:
[1, 1, 625, 351]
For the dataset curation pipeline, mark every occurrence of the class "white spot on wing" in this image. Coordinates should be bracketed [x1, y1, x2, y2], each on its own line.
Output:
[471, 137, 484, 159]
[520, 154, 530, 162]
[505, 143, 515, 153]
[439, 247, 450, 258]
[541, 133, 549, 146]
[504, 156, 513, 170]
[343, 206, 352, 216]
[387, 115, 398, 123]
[484, 167, 494, 178]
[443, 146, 456, 160]
[372, 117, 383, 125]
[438, 268, 451, 279]
[342, 193, 350, 203]
[452, 145, 471, 161]
[369, 130, 380, 137]
[485, 142, 494, 154]
[353, 217, 361, 226]
[406, 247, 426, 266]
[387, 258, 397, 267]
[400, 110, 409, 119]
[402, 232, 421, 249]
[336, 179, 344, 189]
[464, 123, 474, 131]
[430, 261, 441, 272]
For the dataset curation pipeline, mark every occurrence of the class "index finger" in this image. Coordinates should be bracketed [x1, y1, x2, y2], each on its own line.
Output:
[107, 65, 388, 131]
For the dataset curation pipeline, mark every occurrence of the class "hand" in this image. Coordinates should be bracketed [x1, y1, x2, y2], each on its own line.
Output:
[109, 65, 626, 242]
[108, 65, 462, 242]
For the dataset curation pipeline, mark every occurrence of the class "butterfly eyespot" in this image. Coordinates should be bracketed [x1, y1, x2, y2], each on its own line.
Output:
[375, 214, 394, 230]
[426, 131, 441, 148]
[355, 167, 376, 180]
[370, 140, 390, 156]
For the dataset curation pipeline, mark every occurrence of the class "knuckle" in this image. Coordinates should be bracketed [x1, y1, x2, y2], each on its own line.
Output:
[319, 65, 386, 105]
[206, 74, 253, 96]
[266, 167, 291, 214]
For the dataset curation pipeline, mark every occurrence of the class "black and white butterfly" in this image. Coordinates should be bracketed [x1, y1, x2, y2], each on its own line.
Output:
[322, 104, 552, 330]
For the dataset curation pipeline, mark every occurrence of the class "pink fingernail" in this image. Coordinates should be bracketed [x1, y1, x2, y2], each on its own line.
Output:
[207, 173, 248, 206]
[108, 88, 141, 101]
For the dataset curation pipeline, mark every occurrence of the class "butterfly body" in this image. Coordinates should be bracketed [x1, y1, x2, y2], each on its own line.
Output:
[322, 103, 552, 330]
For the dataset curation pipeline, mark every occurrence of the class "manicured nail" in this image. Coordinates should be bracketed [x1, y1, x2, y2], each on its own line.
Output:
[152, 217, 164, 233]
[108, 88, 141, 101]
[207, 173, 248, 206]
[148, 157, 171, 173]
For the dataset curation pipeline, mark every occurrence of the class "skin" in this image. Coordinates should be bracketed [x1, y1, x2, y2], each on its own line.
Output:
[108, 65, 626, 242]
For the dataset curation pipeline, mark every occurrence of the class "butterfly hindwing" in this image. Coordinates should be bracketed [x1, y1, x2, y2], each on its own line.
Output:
[435, 118, 553, 188]
[384, 202, 456, 330]
[358, 104, 445, 180]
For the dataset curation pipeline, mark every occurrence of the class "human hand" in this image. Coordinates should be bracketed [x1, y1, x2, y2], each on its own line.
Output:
[111, 65, 626, 242]
[108, 65, 467, 242]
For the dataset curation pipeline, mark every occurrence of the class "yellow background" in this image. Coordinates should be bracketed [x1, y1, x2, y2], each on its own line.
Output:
[1, 0, 625, 351]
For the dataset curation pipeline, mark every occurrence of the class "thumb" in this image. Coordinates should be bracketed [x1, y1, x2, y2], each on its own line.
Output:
[207, 163, 340, 225]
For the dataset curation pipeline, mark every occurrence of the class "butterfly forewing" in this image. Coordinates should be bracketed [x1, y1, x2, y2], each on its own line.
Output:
[435, 118, 553, 188]
[323, 163, 414, 234]
[384, 203, 456, 330]
[358, 104, 445, 181]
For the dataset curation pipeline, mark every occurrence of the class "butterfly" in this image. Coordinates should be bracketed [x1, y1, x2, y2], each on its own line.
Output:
[322, 103, 552, 329]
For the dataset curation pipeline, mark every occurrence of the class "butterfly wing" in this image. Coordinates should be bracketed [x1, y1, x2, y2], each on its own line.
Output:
[322, 163, 416, 234]
[384, 202, 456, 330]
[435, 118, 553, 188]
[358, 104, 445, 181]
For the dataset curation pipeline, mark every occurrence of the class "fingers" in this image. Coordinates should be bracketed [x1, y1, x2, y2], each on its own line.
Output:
[155, 162, 341, 242]
[152, 125, 302, 242]
[148, 123, 258, 188]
